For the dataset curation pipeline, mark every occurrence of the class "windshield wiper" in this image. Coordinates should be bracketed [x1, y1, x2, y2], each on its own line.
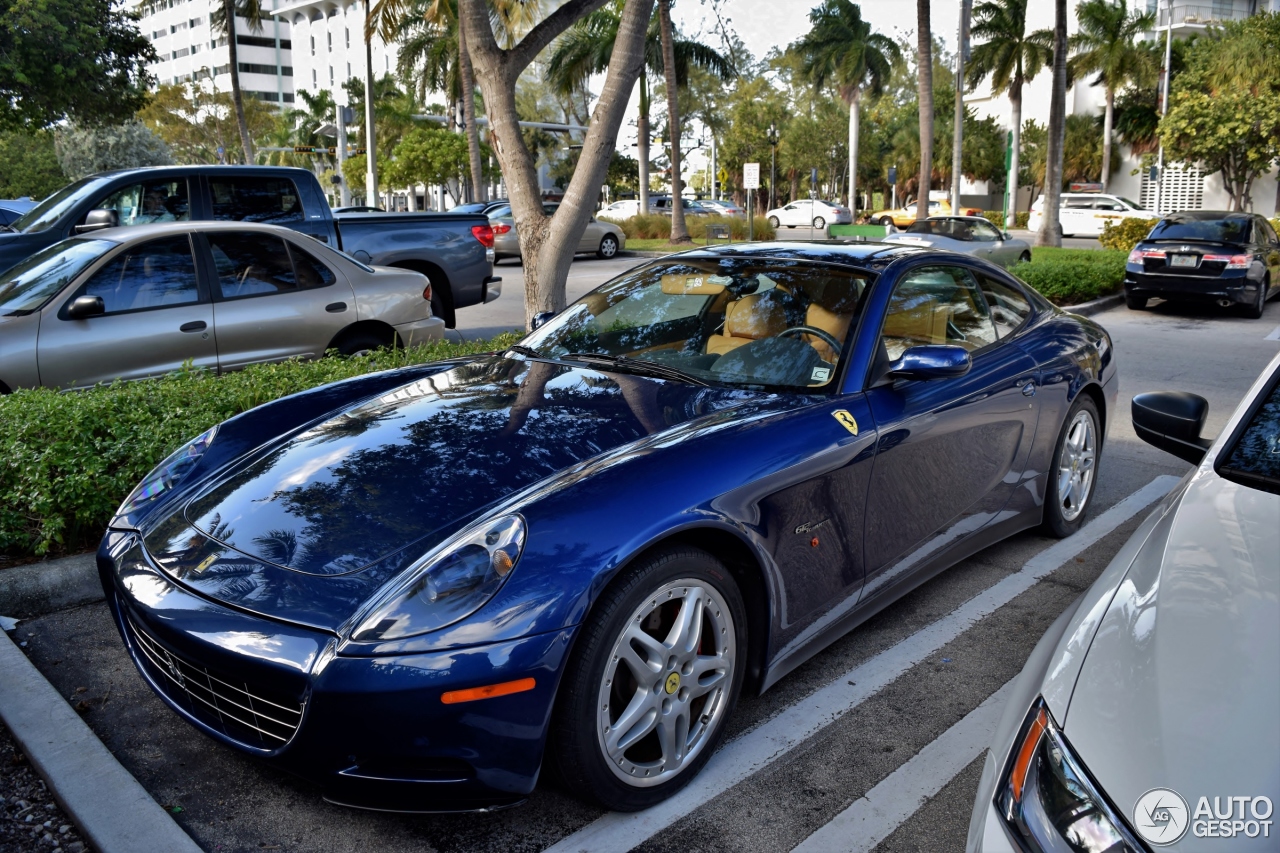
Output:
[506, 344, 547, 359]
[563, 352, 711, 387]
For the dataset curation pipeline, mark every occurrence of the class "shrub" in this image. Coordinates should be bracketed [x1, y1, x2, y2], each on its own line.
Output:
[983, 210, 1005, 227]
[0, 334, 521, 560]
[1099, 217, 1157, 251]
[1014, 211, 1030, 230]
[1271, 217, 1280, 235]
[1011, 249, 1127, 305]
[620, 213, 774, 242]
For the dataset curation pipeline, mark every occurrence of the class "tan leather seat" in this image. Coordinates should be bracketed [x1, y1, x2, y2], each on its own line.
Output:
[799, 277, 862, 363]
[881, 297, 952, 359]
[706, 292, 790, 355]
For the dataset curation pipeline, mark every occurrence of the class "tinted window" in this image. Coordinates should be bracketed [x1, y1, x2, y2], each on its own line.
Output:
[970, 221, 1003, 241]
[287, 242, 337, 288]
[10, 176, 111, 234]
[881, 266, 998, 360]
[1148, 217, 1251, 243]
[0, 239, 111, 315]
[978, 276, 1032, 338]
[77, 235, 199, 313]
[210, 177, 305, 223]
[207, 232, 297, 297]
[1218, 373, 1280, 494]
[1261, 218, 1279, 245]
[94, 180, 191, 226]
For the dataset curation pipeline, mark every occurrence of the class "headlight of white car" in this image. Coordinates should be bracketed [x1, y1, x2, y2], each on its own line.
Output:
[996, 698, 1146, 852]
[116, 425, 218, 517]
[351, 514, 526, 642]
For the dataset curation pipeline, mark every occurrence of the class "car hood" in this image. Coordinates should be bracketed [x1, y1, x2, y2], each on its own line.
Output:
[141, 356, 771, 631]
[1063, 469, 1280, 844]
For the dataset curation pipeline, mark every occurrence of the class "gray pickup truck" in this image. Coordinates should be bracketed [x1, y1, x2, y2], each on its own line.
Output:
[0, 166, 500, 327]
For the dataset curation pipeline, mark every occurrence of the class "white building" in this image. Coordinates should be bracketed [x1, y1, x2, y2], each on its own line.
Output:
[271, 0, 398, 107]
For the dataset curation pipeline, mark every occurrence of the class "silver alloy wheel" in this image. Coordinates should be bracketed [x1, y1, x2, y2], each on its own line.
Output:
[1057, 409, 1097, 522]
[600, 236, 618, 258]
[596, 579, 736, 787]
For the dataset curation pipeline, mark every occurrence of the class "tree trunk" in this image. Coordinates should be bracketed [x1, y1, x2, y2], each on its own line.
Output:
[1101, 87, 1114, 192]
[459, 24, 486, 202]
[460, 0, 652, 328]
[1008, 86, 1021, 225]
[915, 0, 933, 222]
[364, 0, 377, 207]
[1036, 0, 1067, 248]
[637, 74, 651, 217]
[224, 0, 254, 163]
[658, 0, 688, 243]
[951, 0, 971, 213]
[848, 89, 860, 218]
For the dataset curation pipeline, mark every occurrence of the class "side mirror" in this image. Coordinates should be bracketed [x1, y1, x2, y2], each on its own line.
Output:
[1002, 231, 1012, 241]
[67, 295, 105, 319]
[887, 345, 972, 381]
[75, 209, 119, 234]
[1132, 391, 1213, 465]
[530, 311, 557, 331]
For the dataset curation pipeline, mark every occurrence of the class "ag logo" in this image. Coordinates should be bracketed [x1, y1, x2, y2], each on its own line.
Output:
[831, 409, 859, 436]
[1134, 788, 1190, 845]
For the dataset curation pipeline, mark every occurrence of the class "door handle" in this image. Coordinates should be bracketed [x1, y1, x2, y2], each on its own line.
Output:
[1021, 382, 1036, 397]
[180, 321, 207, 332]
[325, 302, 347, 313]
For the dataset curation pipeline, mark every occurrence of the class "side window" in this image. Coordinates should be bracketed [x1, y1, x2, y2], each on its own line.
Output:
[1095, 200, 1122, 211]
[76, 235, 199, 314]
[93, 181, 191, 227]
[207, 232, 297, 298]
[209, 177, 305, 223]
[978, 275, 1032, 338]
[1261, 218, 1280, 245]
[287, 242, 337, 289]
[970, 221, 1002, 241]
[880, 266, 998, 360]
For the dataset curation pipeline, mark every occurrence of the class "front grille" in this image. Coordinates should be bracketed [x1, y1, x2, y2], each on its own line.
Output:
[127, 615, 305, 750]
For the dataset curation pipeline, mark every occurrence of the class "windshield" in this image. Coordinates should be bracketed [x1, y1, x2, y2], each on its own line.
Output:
[0, 238, 112, 315]
[1218, 370, 1280, 494]
[522, 257, 871, 390]
[904, 219, 971, 239]
[1148, 217, 1250, 243]
[10, 176, 113, 234]
[1116, 197, 1141, 209]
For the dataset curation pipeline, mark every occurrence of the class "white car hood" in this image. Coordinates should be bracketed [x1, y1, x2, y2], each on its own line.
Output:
[1063, 467, 1280, 849]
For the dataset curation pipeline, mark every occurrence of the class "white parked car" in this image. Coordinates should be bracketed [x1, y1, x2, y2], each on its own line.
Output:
[597, 200, 643, 222]
[967, 350, 1280, 852]
[1027, 193, 1156, 238]
[765, 199, 853, 229]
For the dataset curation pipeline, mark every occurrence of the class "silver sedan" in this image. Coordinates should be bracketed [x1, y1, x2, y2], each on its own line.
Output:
[881, 216, 1032, 268]
[968, 350, 1280, 852]
[489, 202, 625, 263]
[0, 221, 443, 391]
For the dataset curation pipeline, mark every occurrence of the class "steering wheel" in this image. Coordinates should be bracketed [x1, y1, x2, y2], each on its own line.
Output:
[778, 325, 842, 353]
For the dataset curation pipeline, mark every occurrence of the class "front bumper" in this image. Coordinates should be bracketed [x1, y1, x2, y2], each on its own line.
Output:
[1125, 268, 1261, 305]
[394, 316, 446, 347]
[98, 531, 573, 812]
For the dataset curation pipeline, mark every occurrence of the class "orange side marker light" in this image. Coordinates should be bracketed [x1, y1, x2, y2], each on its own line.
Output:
[441, 677, 536, 705]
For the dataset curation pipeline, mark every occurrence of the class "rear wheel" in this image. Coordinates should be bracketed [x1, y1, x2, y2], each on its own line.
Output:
[878, 216, 893, 227]
[1242, 279, 1267, 319]
[812, 216, 826, 229]
[335, 329, 394, 357]
[1043, 395, 1100, 538]
[598, 234, 619, 259]
[1125, 291, 1148, 310]
[553, 546, 746, 811]
[768, 216, 780, 229]
[1018, 251, 1031, 264]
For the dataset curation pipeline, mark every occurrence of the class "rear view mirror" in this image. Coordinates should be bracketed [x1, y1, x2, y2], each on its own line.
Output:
[67, 295, 105, 319]
[1132, 391, 1213, 465]
[887, 345, 972, 381]
[75, 209, 119, 234]
[530, 311, 557, 331]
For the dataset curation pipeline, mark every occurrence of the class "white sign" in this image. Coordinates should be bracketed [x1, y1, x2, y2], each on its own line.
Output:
[743, 163, 760, 190]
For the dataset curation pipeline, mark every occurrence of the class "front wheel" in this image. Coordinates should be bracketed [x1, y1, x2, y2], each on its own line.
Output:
[812, 216, 826, 229]
[552, 546, 746, 811]
[597, 234, 619, 259]
[1043, 395, 1101, 538]
[768, 216, 780, 228]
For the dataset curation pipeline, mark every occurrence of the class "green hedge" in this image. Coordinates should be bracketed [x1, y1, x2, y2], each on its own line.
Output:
[619, 213, 775, 241]
[981, 210, 1030, 229]
[0, 335, 520, 560]
[1011, 248, 1128, 305]
[1099, 217, 1158, 252]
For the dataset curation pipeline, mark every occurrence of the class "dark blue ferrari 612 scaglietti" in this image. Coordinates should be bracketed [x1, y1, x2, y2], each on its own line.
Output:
[98, 242, 1117, 813]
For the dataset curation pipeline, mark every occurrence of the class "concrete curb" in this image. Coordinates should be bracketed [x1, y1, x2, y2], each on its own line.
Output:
[1062, 292, 1125, 317]
[0, 553, 103, 620]
[0, 627, 204, 853]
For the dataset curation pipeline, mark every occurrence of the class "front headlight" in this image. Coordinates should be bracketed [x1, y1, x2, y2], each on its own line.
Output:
[351, 514, 526, 642]
[997, 699, 1144, 853]
[116, 425, 218, 517]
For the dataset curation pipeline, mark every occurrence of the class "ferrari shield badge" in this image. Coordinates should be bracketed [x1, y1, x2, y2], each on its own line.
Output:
[832, 409, 859, 436]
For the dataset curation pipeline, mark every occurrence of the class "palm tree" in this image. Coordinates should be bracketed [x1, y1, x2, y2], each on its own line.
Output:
[966, 0, 1052, 226]
[546, 2, 735, 219]
[791, 0, 900, 221]
[1039, 0, 1068, 248]
[208, 0, 268, 163]
[916, 0, 933, 222]
[1067, 0, 1155, 192]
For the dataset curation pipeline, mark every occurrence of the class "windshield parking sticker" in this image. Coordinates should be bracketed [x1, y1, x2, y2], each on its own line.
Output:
[811, 366, 831, 383]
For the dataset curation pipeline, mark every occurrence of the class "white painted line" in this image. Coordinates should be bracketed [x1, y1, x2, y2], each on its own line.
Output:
[543, 475, 1179, 853]
[1265, 324, 1280, 342]
[791, 680, 1015, 853]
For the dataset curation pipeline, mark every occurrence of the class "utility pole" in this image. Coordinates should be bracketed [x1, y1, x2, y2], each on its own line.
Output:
[336, 106, 352, 207]
[1154, 0, 1173, 214]
[768, 123, 778, 211]
[951, 0, 972, 214]
[364, 0, 377, 208]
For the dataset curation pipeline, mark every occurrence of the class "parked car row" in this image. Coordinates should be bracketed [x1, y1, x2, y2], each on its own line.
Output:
[597, 197, 746, 222]
[487, 201, 626, 263]
[882, 216, 1032, 268]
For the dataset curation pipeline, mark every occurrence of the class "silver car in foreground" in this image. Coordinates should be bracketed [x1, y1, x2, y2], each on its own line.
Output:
[0, 221, 444, 392]
[882, 216, 1032, 269]
[968, 350, 1280, 852]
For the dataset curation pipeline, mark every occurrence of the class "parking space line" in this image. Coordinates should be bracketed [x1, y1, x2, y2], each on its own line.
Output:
[542, 475, 1179, 853]
[790, 680, 1014, 853]
[1265, 324, 1280, 341]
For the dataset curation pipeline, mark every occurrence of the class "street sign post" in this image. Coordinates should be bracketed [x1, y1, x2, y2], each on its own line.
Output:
[744, 163, 760, 242]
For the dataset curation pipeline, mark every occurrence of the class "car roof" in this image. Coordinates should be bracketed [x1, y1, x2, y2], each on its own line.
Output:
[90, 221, 317, 242]
[657, 240, 920, 269]
[82, 165, 316, 181]
[1160, 210, 1252, 221]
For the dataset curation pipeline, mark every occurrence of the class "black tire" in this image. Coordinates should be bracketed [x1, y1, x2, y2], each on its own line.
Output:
[878, 216, 893, 227]
[335, 329, 393, 357]
[768, 216, 780, 228]
[1125, 291, 1148, 310]
[1018, 251, 1032, 264]
[812, 216, 826, 229]
[552, 546, 747, 811]
[1043, 395, 1101, 538]
[1242, 280, 1266, 319]
[597, 234, 619, 259]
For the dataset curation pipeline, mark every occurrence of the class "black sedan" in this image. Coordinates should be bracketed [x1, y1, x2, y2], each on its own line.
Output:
[1124, 211, 1280, 318]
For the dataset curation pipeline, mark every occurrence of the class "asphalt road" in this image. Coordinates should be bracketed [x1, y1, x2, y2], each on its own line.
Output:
[13, 295, 1280, 853]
